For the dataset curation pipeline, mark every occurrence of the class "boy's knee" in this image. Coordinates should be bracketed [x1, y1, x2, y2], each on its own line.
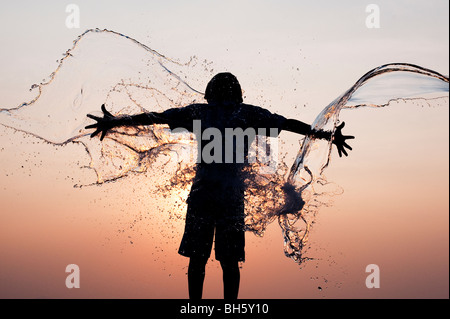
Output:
[189, 257, 208, 272]
[219, 259, 239, 272]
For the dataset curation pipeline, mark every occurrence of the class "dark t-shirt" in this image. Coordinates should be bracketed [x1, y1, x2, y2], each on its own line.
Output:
[161, 102, 286, 161]
[160, 102, 286, 134]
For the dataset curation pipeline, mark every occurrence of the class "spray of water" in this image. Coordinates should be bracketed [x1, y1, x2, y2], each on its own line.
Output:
[1, 29, 448, 264]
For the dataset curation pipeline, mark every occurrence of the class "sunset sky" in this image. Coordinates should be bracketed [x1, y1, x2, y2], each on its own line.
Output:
[0, 0, 448, 299]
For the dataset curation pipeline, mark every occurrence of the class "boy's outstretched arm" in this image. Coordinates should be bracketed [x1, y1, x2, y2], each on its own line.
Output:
[85, 104, 169, 141]
[282, 118, 355, 157]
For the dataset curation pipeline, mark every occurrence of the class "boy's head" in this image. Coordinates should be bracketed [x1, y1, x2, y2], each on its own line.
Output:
[205, 73, 243, 104]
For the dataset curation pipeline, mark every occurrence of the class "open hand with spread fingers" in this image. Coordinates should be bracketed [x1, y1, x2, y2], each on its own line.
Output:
[332, 122, 355, 157]
[85, 104, 117, 141]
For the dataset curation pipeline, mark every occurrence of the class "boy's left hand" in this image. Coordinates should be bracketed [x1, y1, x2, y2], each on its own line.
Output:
[332, 122, 355, 157]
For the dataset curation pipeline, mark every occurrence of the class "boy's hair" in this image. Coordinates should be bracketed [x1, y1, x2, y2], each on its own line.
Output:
[205, 73, 243, 104]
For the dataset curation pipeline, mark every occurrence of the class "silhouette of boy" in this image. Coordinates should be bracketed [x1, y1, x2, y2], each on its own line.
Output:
[86, 72, 353, 299]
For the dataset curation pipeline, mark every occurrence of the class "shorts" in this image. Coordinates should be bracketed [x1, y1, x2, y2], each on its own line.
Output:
[178, 181, 245, 262]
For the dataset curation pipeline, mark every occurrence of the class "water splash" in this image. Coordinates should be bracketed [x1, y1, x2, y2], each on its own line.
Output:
[1, 29, 448, 265]
[283, 63, 448, 262]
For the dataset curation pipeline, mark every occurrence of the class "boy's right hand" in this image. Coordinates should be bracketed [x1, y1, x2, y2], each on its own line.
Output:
[85, 104, 116, 141]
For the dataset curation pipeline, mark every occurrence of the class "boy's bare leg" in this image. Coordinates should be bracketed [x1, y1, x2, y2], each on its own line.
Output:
[220, 259, 240, 299]
[188, 257, 208, 299]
